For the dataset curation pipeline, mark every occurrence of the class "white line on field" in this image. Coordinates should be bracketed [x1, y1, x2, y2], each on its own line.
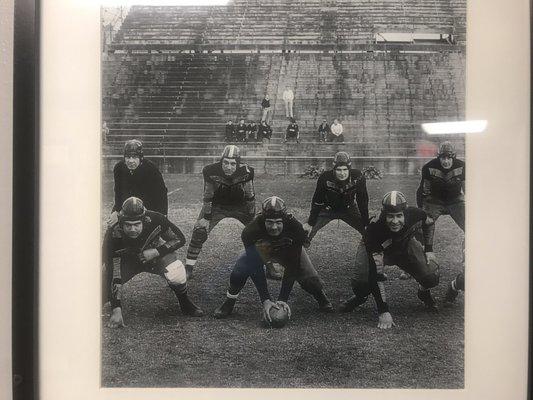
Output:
[168, 188, 182, 196]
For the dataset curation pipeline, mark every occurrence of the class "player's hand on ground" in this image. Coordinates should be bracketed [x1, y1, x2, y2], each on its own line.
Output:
[140, 248, 159, 263]
[425, 251, 437, 265]
[196, 218, 210, 230]
[377, 312, 395, 330]
[262, 299, 279, 323]
[108, 307, 125, 328]
[107, 211, 118, 227]
[275, 301, 291, 319]
[302, 223, 312, 234]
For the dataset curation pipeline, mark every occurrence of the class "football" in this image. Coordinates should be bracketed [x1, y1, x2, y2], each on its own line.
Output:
[268, 305, 290, 328]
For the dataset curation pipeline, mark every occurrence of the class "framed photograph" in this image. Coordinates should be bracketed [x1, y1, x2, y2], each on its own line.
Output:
[9, 0, 531, 398]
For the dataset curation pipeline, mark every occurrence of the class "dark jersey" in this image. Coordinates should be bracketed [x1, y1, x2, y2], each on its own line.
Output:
[225, 124, 235, 136]
[112, 159, 168, 215]
[308, 169, 369, 225]
[246, 123, 257, 135]
[200, 162, 255, 219]
[418, 158, 465, 203]
[258, 124, 272, 139]
[365, 207, 430, 254]
[103, 211, 186, 262]
[286, 123, 299, 137]
[318, 123, 330, 134]
[241, 214, 308, 266]
[261, 98, 271, 108]
[235, 123, 247, 137]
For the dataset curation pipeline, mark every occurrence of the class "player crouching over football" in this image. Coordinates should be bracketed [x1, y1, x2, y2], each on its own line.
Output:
[340, 191, 440, 329]
[214, 196, 334, 326]
[102, 197, 203, 328]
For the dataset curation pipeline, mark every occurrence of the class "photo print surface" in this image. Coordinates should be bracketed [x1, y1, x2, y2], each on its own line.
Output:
[100, 0, 466, 388]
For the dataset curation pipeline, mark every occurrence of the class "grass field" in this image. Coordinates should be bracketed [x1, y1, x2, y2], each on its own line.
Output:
[101, 173, 464, 388]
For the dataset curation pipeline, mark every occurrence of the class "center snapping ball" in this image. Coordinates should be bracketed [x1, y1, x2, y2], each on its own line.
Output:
[267, 305, 290, 328]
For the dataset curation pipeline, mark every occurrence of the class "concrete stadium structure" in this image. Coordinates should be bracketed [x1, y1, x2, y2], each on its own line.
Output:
[102, 0, 465, 174]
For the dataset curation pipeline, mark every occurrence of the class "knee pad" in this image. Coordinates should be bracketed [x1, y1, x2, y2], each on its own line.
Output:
[164, 260, 187, 285]
[299, 276, 324, 294]
[350, 279, 371, 298]
[191, 226, 208, 245]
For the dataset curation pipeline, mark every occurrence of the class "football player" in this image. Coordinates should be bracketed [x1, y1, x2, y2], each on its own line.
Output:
[184, 145, 255, 278]
[108, 139, 168, 226]
[102, 197, 203, 328]
[213, 196, 334, 321]
[340, 191, 439, 328]
[416, 141, 465, 302]
[303, 152, 369, 246]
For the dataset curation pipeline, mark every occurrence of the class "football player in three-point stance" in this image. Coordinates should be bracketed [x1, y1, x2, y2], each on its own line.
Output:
[213, 196, 334, 322]
[340, 191, 440, 328]
[303, 151, 369, 246]
[417, 141, 465, 302]
[102, 197, 203, 328]
[108, 139, 168, 226]
[184, 145, 256, 279]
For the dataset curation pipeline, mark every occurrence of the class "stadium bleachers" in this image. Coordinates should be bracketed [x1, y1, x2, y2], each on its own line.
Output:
[102, 0, 465, 174]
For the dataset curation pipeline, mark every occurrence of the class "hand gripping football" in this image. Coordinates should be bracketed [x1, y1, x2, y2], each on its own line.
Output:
[268, 305, 290, 328]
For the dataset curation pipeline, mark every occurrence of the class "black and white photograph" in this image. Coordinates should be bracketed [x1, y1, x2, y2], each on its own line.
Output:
[7, 0, 522, 396]
[99, 0, 467, 388]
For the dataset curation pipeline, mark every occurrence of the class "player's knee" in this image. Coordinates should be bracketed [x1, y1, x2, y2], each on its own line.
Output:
[191, 226, 208, 245]
[164, 260, 187, 285]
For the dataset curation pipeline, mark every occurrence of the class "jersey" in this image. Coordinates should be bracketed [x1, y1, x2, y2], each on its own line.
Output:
[112, 159, 168, 215]
[103, 211, 186, 264]
[308, 169, 369, 226]
[258, 124, 272, 139]
[286, 123, 299, 137]
[418, 158, 465, 204]
[225, 123, 235, 136]
[200, 162, 255, 219]
[246, 123, 257, 135]
[235, 123, 247, 137]
[241, 214, 308, 267]
[364, 207, 431, 255]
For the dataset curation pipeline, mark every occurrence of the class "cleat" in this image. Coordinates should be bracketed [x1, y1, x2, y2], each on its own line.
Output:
[319, 301, 335, 313]
[177, 295, 204, 317]
[339, 295, 368, 312]
[338, 296, 359, 313]
[417, 289, 438, 311]
[265, 262, 283, 280]
[316, 290, 335, 313]
[214, 298, 236, 319]
[185, 265, 194, 280]
[444, 282, 459, 303]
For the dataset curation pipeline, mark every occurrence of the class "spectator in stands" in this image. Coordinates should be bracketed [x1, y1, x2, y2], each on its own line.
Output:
[285, 118, 300, 144]
[282, 87, 294, 119]
[236, 119, 248, 142]
[102, 121, 110, 143]
[246, 121, 258, 142]
[318, 119, 330, 142]
[258, 120, 273, 143]
[330, 119, 344, 143]
[261, 95, 272, 124]
[225, 120, 236, 142]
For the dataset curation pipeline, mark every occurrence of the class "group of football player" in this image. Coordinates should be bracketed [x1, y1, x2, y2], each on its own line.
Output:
[102, 139, 465, 329]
